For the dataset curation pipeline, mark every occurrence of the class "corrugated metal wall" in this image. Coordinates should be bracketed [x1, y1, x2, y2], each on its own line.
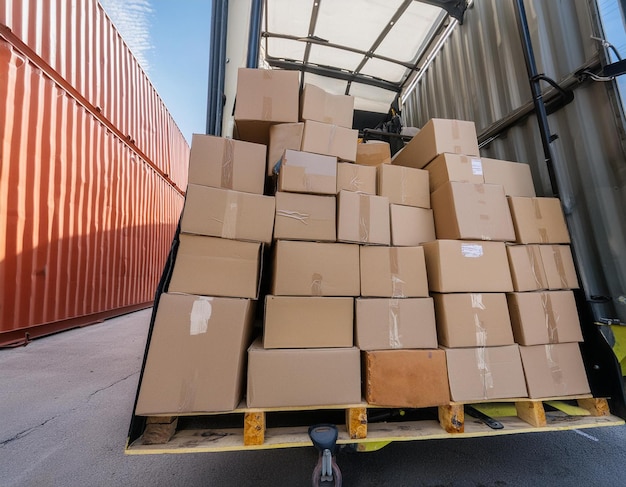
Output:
[403, 0, 626, 322]
[0, 1, 188, 345]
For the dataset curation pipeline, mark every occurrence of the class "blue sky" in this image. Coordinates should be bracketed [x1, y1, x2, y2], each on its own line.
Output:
[100, 0, 212, 145]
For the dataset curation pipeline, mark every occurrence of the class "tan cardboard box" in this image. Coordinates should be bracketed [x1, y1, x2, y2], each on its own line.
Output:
[539, 245, 579, 289]
[136, 294, 255, 414]
[181, 184, 275, 244]
[272, 240, 360, 296]
[268, 123, 304, 176]
[425, 153, 485, 192]
[378, 164, 430, 208]
[507, 291, 583, 345]
[169, 234, 262, 298]
[423, 240, 514, 293]
[355, 297, 438, 350]
[444, 345, 528, 401]
[356, 141, 391, 166]
[274, 192, 336, 242]
[519, 343, 591, 398]
[360, 246, 429, 298]
[247, 339, 361, 407]
[431, 182, 515, 241]
[300, 83, 354, 129]
[264, 296, 353, 348]
[188, 134, 266, 194]
[481, 157, 536, 197]
[277, 149, 337, 195]
[363, 349, 450, 408]
[508, 197, 571, 244]
[506, 244, 549, 291]
[392, 119, 479, 169]
[301, 120, 358, 162]
[390, 205, 436, 246]
[336, 162, 377, 194]
[337, 191, 390, 245]
[433, 293, 514, 348]
[234, 68, 300, 144]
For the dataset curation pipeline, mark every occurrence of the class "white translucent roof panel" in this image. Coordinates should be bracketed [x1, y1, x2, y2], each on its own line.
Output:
[349, 82, 397, 113]
[266, 37, 307, 62]
[303, 72, 349, 96]
[308, 44, 364, 72]
[359, 57, 408, 84]
[265, 2, 312, 38]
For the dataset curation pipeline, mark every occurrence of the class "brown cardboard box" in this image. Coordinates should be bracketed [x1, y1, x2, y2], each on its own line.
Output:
[264, 296, 353, 348]
[378, 164, 430, 208]
[481, 158, 536, 197]
[355, 297, 438, 350]
[506, 244, 548, 291]
[390, 205, 436, 246]
[234, 68, 300, 144]
[246, 339, 361, 407]
[300, 83, 354, 129]
[268, 123, 305, 176]
[425, 153, 485, 192]
[136, 294, 255, 414]
[423, 240, 513, 293]
[277, 149, 337, 195]
[169, 235, 262, 298]
[363, 349, 450, 407]
[272, 240, 360, 296]
[539, 245, 579, 289]
[444, 345, 528, 401]
[356, 141, 391, 166]
[360, 246, 429, 298]
[274, 192, 336, 242]
[519, 343, 591, 398]
[508, 197, 571, 244]
[433, 293, 514, 348]
[188, 134, 266, 194]
[392, 119, 479, 169]
[507, 291, 583, 345]
[301, 120, 358, 162]
[181, 184, 275, 244]
[336, 162, 377, 194]
[431, 182, 515, 241]
[337, 191, 390, 245]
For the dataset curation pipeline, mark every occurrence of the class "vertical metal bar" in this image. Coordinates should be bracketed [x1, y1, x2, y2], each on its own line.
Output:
[206, 0, 229, 136]
[247, 0, 263, 68]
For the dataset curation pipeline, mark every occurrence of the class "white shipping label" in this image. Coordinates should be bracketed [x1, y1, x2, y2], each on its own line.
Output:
[471, 158, 483, 175]
[461, 244, 484, 258]
[189, 297, 214, 335]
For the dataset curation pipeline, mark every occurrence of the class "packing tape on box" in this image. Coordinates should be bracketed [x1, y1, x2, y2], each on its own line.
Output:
[276, 209, 310, 225]
[451, 120, 461, 154]
[179, 373, 197, 412]
[262, 70, 273, 80]
[388, 298, 402, 349]
[349, 172, 364, 191]
[389, 247, 406, 298]
[527, 245, 546, 289]
[400, 167, 409, 204]
[475, 346, 494, 399]
[541, 292, 560, 343]
[221, 191, 239, 239]
[328, 124, 337, 155]
[539, 227, 549, 243]
[534, 199, 550, 242]
[553, 246, 569, 289]
[311, 272, 323, 296]
[471, 294, 488, 347]
[546, 344, 565, 388]
[189, 296, 213, 335]
[221, 139, 234, 189]
[262, 96, 273, 121]
[470, 293, 487, 310]
[359, 193, 371, 243]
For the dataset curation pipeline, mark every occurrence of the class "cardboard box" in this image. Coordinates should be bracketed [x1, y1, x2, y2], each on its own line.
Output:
[481, 157, 536, 197]
[506, 244, 548, 291]
[378, 164, 430, 208]
[247, 339, 361, 407]
[507, 291, 583, 345]
[356, 141, 391, 166]
[519, 343, 591, 398]
[272, 240, 360, 296]
[423, 240, 513, 293]
[425, 153, 485, 192]
[188, 135, 266, 194]
[277, 149, 337, 195]
[355, 297, 438, 350]
[136, 294, 255, 414]
[539, 245, 579, 289]
[301, 120, 358, 162]
[508, 197, 571, 244]
[267, 123, 305, 176]
[337, 191, 390, 245]
[234, 68, 299, 144]
[336, 162, 377, 194]
[181, 184, 275, 244]
[392, 119, 479, 169]
[274, 192, 336, 242]
[433, 293, 514, 348]
[431, 182, 515, 241]
[360, 246, 429, 298]
[390, 205, 436, 246]
[264, 296, 353, 348]
[363, 349, 450, 408]
[444, 345, 528, 401]
[169, 235, 262, 298]
[300, 83, 354, 128]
